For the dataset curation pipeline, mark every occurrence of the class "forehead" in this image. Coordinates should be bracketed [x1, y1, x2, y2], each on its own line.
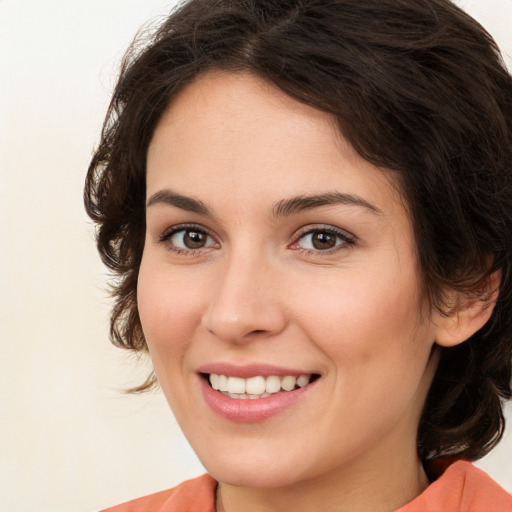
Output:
[148, 71, 344, 167]
[146, 70, 404, 218]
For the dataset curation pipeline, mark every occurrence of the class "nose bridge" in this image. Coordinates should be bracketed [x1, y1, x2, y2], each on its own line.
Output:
[203, 243, 285, 343]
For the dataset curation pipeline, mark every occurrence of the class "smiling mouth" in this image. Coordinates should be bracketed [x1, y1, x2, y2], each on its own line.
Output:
[203, 373, 321, 400]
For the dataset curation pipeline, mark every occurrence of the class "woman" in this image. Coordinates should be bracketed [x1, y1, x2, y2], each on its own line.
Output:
[85, 0, 512, 510]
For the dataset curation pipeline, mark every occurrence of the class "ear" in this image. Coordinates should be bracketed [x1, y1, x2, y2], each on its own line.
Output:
[435, 270, 500, 348]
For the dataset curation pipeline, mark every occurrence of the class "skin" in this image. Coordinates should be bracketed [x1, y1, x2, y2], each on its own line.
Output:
[138, 71, 489, 512]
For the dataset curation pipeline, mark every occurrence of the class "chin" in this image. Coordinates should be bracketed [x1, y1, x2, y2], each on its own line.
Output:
[194, 439, 329, 489]
[205, 460, 305, 489]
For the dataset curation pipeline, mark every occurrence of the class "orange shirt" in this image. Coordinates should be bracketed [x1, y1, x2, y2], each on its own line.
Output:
[100, 474, 217, 512]
[398, 461, 512, 512]
[101, 461, 511, 512]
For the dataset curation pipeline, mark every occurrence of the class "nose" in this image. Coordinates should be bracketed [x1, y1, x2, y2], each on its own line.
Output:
[201, 251, 287, 344]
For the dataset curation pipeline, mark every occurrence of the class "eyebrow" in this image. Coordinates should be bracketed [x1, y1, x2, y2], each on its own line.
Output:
[272, 192, 382, 217]
[146, 189, 212, 216]
[146, 189, 382, 217]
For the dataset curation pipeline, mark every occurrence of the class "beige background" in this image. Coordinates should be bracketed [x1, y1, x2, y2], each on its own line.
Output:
[0, 1, 511, 511]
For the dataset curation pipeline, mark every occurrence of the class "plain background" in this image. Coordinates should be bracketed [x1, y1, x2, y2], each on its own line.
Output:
[0, 1, 511, 511]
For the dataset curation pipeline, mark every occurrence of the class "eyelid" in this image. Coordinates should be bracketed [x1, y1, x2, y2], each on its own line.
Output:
[289, 224, 355, 253]
[156, 223, 219, 253]
[157, 222, 205, 241]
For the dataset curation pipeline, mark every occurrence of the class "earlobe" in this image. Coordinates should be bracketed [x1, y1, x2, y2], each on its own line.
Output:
[435, 271, 500, 348]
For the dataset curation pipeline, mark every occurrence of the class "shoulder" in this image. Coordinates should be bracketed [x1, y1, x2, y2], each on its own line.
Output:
[99, 474, 217, 512]
[399, 460, 512, 512]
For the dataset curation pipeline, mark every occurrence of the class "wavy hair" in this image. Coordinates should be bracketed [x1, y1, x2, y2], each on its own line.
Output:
[85, 0, 512, 462]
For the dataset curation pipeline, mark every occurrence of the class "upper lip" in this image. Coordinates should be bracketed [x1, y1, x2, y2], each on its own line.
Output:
[196, 362, 318, 379]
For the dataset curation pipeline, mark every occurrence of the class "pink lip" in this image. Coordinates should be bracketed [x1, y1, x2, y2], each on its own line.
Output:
[198, 374, 319, 423]
[197, 362, 314, 378]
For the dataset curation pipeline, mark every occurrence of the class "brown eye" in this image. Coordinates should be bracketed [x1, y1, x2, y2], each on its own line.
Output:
[297, 228, 352, 252]
[183, 230, 207, 248]
[311, 232, 336, 250]
[169, 228, 215, 250]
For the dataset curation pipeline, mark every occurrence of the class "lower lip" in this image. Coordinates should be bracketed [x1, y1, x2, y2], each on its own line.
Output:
[199, 377, 316, 423]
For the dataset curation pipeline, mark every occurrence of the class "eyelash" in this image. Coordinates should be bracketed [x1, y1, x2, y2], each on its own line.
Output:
[291, 225, 355, 255]
[157, 223, 218, 256]
[156, 223, 355, 256]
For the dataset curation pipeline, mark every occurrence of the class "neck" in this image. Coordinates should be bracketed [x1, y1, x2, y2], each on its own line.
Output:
[216, 441, 430, 512]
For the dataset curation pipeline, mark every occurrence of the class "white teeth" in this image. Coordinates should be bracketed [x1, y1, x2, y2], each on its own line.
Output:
[297, 375, 310, 388]
[227, 376, 246, 394]
[226, 392, 270, 400]
[245, 376, 266, 395]
[280, 375, 296, 391]
[208, 373, 314, 397]
[265, 375, 281, 393]
[210, 374, 220, 390]
[218, 374, 229, 392]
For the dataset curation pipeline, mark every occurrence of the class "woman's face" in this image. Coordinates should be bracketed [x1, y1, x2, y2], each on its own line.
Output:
[139, 71, 443, 488]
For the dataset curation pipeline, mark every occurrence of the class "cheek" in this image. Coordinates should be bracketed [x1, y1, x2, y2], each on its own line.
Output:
[297, 265, 423, 346]
[136, 259, 209, 419]
[292, 258, 431, 396]
[297, 269, 434, 440]
[137, 259, 206, 361]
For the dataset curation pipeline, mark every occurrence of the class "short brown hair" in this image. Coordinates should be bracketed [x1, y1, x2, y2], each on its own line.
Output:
[85, 0, 512, 462]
